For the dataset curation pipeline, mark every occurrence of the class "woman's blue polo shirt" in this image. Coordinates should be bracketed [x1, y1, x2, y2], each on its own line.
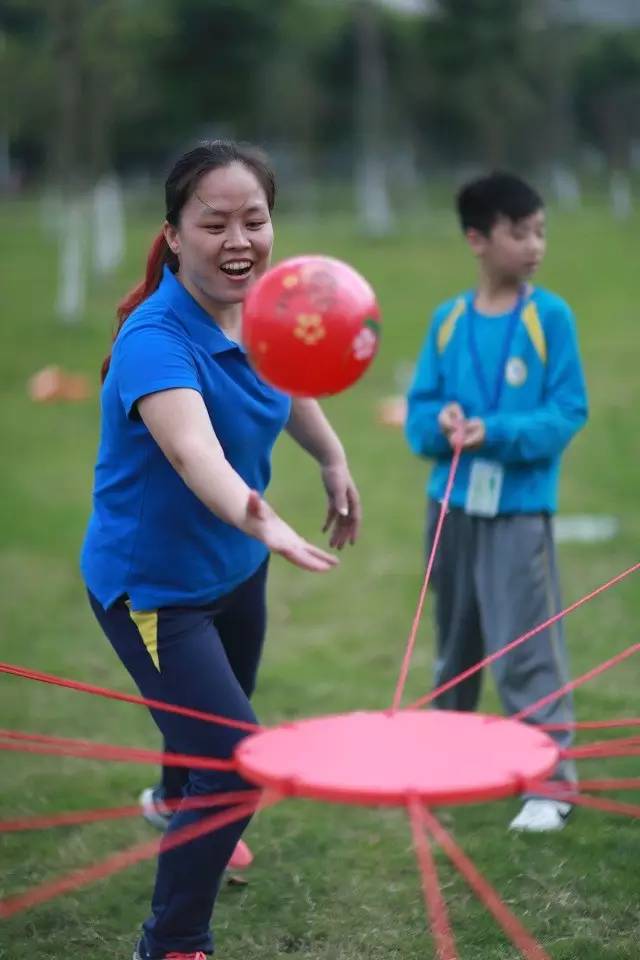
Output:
[81, 266, 291, 612]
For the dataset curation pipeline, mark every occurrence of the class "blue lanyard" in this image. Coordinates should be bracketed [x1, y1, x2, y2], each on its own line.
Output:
[466, 289, 525, 412]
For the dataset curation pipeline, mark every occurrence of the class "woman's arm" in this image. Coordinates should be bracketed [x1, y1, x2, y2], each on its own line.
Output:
[286, 397, 361, 548]
[286, 397, 346, 466]
[138, 388, 338, 572]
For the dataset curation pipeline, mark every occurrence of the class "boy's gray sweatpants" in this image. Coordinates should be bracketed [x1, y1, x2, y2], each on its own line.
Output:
[427, 501, 576, 784]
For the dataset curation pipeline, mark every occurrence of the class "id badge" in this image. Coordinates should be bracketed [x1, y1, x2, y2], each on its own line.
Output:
[465, 459, 503, 517]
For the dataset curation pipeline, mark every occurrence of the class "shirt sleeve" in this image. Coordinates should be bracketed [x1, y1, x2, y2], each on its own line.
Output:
[405, 316, 451, 459]
[482, 302, 588, 464]
[113, 320, 202, 419]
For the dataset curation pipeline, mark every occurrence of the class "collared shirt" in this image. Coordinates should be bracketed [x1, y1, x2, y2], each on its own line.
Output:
[81, 266, 291, 611]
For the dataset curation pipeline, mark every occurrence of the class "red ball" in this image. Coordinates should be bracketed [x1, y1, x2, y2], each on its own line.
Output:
[242, 255, 381, 397]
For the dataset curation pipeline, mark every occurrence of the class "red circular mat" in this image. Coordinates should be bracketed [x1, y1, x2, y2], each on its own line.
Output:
[235, 710, 559, 807]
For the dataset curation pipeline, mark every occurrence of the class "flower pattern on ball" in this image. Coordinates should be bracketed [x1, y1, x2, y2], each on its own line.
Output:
[352, 326, 378, 361]
[294, 313, 326, 346]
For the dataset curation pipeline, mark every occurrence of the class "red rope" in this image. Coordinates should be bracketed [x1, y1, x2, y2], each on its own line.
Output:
[515, 640, 640, 723]
[564, 745, 640, 761]
[0, 661, 260, 733]
[0, 794, 279, 919]
[409, 561, 640, 711]
[391, 442, 462, 711]
[526, 777, 640, 794]
[0, 728, 236, 771]
[541, 718, 640, 731]
[418, 805, 552, 960]
[559, 778, 640, 792]
[526, 783, 640, 820]
[407, 797, 458, 960]
[559, 734, 640, 760]
[0, 789, 262, 833]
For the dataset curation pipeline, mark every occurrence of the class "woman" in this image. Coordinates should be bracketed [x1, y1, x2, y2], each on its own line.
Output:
[82, 140, 361, 960]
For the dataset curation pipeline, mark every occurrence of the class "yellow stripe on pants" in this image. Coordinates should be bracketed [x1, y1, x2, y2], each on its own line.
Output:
[126, 603, 160, 671]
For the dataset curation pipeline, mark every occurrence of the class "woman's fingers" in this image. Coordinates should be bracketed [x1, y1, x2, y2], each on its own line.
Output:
[251, 493, 342, 570]
[326, 486, 362, 549]
[304, 541, 339, 566]
[330, 521, 350, 550]
[281, 541, 339, 572]
[347, 486, 362, 545]
[322, 504, 337, 534]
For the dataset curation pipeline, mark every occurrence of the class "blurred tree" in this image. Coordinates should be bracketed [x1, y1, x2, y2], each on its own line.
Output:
[145, 0, 292, 143]
[574, 29, 640, 173]
[49, 0, 84, 187]
[0, 0, 53, 184]
[290, 0, 407, 230]
[260, 2, 352, 148]
[5, 0, 640, 193]
[413, 0, 547, 168]
[255, 1, 349, 212]
[353, 0, 393, 234]
[253, 0, 404, 229]
[1, 0, 161, 184]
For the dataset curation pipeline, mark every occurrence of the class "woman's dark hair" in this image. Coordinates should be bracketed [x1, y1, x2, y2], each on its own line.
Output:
[101, 140, 276, 381]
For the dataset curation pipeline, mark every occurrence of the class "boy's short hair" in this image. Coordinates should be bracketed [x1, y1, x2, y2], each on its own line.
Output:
[456, 172, 544, 236]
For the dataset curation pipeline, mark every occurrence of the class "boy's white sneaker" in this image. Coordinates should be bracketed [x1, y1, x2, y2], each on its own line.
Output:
[509, 798, 572, 832]
[139, 785, 253, 875]
[139, 786, 172, 830]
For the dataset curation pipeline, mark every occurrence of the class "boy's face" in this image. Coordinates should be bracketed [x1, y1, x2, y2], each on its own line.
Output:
[468, 209, 546, 283]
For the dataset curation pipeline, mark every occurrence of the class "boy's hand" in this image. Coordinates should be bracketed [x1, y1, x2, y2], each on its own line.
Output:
[438, 404, 486, 450]
[438, 402, 464, 438]
[460, 417, 486, 450]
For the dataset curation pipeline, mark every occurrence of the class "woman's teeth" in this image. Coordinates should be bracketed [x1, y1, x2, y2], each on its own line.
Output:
[220, 260, 252, 277]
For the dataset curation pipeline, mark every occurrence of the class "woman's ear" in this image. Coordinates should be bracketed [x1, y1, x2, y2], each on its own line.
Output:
[163, 220, 180, 256]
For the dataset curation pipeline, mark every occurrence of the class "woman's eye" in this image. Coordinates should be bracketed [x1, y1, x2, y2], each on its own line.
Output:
[247, 221, 266, 230]
[205, 224, 225, 233]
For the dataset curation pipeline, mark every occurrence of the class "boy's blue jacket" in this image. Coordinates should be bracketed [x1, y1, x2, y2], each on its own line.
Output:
[405, 286, 588, 513]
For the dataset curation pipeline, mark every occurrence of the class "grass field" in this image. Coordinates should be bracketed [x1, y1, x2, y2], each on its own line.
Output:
[1, 194, 639, 960]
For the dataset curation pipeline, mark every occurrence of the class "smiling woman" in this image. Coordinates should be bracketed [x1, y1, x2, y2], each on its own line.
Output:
[164, 164, 275, 333]
[81, 139, 361, 960]
[102, 142, 277, 380]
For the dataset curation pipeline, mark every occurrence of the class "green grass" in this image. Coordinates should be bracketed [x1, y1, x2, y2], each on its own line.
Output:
[1, 194, 639, 960]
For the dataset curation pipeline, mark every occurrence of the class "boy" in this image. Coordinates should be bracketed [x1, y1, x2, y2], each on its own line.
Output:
[405, 172, 588, 832]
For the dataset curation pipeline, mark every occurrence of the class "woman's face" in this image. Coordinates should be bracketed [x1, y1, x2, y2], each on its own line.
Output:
[165, 162, 274, 307]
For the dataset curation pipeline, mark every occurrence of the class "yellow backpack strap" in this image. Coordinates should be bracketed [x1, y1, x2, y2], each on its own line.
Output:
[437, 297, 466, 354]
[521, 301, 547, 364]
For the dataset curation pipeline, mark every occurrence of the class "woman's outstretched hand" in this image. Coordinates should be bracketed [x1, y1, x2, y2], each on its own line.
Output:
[243, 491, 339, 573]
[320, 461, 362, 549]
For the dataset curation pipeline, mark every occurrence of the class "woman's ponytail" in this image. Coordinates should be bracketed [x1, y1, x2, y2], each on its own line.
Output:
[100, 231, 177, 382]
